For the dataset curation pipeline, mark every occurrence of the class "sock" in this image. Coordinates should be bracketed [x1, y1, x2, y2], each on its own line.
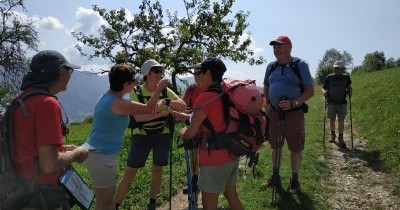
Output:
[273, 167, 279, 176]
[339, 133, 343, 136]
[192, 175, 198, 185]
[115, 203, 120, 210]
[149, 198, 156, 204]
[292, 172, 299, 181]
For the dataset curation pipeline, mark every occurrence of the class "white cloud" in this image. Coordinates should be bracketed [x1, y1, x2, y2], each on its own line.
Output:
[35, 16, 64, 30]
[62, 43, 112, 72]
[70, 7, 107, 34]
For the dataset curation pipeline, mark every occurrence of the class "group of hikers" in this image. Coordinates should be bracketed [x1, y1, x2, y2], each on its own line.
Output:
[5, 35, 353, 210]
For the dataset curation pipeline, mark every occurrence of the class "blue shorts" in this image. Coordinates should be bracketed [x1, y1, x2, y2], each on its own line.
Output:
[127, 133, 171, 168]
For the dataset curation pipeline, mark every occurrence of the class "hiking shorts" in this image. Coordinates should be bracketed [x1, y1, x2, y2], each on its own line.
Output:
[85, 153, 118, 188]
[198, 159, 239, 194]
[268, 109, 305, 152]
[127, 133, 171, 168]
[327, 104, 347, 119]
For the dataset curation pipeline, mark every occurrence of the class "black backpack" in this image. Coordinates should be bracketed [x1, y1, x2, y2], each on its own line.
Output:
[0, 89, 53, 210]
[266, 58, 309, 113]
[128, 86, 169, 135]
[324, 74, 351, 104]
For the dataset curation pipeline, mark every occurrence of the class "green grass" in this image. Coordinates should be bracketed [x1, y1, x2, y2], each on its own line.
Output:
[67, 67, 400, 209]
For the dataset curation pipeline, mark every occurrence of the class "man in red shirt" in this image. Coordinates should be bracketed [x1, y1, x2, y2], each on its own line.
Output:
[13, 50, 88, 209]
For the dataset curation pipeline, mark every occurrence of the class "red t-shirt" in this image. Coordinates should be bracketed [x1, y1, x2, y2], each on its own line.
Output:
[193, 91, 235, 166]
[182, 84, 203, 108]
[13, 89, 64, 185]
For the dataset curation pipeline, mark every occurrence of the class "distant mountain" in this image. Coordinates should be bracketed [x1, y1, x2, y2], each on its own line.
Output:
[57, 72, 108, 123]
[58, 72, 194, 123]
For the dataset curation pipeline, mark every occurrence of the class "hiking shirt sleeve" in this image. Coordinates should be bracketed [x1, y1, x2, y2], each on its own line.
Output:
[182, 86, 191, 104]
[298, 60, 314, 87]
[192, 92, 234, 166]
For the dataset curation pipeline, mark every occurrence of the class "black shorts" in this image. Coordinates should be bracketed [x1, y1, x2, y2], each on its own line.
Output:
[127, 133, 171, 168]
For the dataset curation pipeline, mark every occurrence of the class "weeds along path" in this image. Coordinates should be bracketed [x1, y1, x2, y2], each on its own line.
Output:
[323, 122, 400, 210]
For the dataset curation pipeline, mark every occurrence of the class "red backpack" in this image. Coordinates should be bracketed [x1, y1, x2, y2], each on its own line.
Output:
[197, 79, 267, 159]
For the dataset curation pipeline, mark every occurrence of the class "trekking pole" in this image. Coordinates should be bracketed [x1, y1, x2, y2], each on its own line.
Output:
[167, 113, 174, 210]
[183, 139, 197, 210]
[323, 97, 327, 148]
[271, 96, 286, 207]
[349, 95, 353, 149]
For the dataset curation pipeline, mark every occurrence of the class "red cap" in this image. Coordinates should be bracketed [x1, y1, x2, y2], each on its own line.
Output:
[269, 35, 292, 46]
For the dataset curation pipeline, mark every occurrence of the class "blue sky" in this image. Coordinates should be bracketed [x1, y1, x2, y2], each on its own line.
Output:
[19, 0, 400, 86]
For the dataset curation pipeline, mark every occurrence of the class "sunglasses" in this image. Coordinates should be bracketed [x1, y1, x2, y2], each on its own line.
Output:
[151, 68, 163, 74]
[64, 67, 73, 75]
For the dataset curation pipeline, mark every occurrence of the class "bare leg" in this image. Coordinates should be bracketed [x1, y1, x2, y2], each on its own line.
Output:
[290, 151, 302, 174]
[94, 186, 115, 210]
[223, 185, 243, 210]
[114, 167, 139, 204]
[202, 192, 219, 210]
[150, 165, 163, 199]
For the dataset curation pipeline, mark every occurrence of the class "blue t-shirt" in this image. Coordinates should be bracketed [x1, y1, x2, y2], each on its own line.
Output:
[87, 93, 129, 154]
[263, 58, 313, 108]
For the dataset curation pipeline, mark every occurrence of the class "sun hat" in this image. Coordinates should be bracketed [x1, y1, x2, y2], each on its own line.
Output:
[20, 50, 80, 90]
[333, 60, 345, 68]
[140, 59, 164, 75]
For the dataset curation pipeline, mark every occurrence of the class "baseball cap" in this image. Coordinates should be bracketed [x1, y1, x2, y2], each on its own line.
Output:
[333, 60, 345, 68]
[201, 58, 227, 74]
[141, 59, 164, 75]
[20, 50, 81, 90]
[269, 35, 292, 46]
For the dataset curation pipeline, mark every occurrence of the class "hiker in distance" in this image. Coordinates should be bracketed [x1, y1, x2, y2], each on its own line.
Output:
[322, 60, 352, 148]
[179, 58, 244, 210]
[84, 63, 169, 210]
[181, 63, 204, 194]
[263, 35, 314, 194]
[13, 50, 88, 209]
[114, 59, 186, 210]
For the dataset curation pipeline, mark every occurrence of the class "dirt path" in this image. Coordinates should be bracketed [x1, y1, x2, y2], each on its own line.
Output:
[323, 123, 400, 210]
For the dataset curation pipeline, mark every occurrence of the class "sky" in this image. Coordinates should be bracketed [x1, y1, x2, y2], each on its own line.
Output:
[16, 0, 400, 86]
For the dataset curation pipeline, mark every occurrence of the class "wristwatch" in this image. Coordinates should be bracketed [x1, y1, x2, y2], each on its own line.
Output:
[293, 100, 300, 107]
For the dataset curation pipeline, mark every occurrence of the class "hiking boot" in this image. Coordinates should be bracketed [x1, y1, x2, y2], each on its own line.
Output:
[329, 133, 336, 143]
[147, 202, 156, 210]
[287, 178, 301, 194]
[262, 174, 281, 189]
[338, 135, 347, 149]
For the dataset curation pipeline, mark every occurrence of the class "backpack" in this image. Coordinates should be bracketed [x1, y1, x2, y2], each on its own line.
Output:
[128, 86, 169, 135]
[197, 79, 267, 160]
[0, 89, 55, 210]
[266, 57, 309, 113]
[324, 74, 351, 104]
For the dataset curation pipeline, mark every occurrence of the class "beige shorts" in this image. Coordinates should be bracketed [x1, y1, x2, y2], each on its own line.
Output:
[85, 153, 118, 188]
[198, 160, 239, 193]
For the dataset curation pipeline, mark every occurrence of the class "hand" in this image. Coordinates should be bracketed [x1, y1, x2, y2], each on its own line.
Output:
[323, 91, 328, 97]
[179, 127, 187, 137]
[71, 146, 89, 163]
[278, 99, 291, 111]
[157, 79, 169, 90]
[63, 144, 78, 152]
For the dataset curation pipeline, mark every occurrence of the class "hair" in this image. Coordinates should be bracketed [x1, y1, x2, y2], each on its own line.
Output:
[201, 58, 226, 83]
[109, 64, 135, 91]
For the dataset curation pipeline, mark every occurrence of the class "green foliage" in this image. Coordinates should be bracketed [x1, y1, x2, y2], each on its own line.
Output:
[72, 0, 265, 92]
[351, 68, 400, 183]
[0, 0, 39, 96]
[361, 51, 386, 72]
[396, 58, 400, 67]
[385, 57, 396, 69]
[315, 48, 353, 84]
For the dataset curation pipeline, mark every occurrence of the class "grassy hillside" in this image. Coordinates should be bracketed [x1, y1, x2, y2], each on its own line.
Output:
[67, 68, 400, 209]
[350, 68, 400, 193]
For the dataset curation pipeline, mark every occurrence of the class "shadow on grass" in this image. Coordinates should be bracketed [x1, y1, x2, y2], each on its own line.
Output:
[337, 145, 384, 172]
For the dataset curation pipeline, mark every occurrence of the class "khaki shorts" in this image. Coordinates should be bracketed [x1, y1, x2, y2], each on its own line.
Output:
[268, 110, 305, 152]
[85, 153, 118, 188]
[198, 160, 239, 194]
[327, 104, 347, 119]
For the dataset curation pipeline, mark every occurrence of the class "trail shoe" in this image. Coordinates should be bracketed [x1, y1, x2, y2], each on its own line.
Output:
[147, 202, 156, 210]
[262, 174, 281, 189]
[329, 133, 336, 143]
[338, 135, 347, 149]
[287, 178, 301, 194]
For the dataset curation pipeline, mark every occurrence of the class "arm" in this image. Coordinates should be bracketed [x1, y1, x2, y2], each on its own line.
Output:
[263, 85, 269, 103]
[347, 84, 353, 97]
[133, 110, 172, 122]
[179, 109, 207, 139]
[38, 145, 88, 174]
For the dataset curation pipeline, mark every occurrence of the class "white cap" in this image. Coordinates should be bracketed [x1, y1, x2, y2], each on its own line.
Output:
[333, 60, 345, 68]
[141, 59, 164, 75]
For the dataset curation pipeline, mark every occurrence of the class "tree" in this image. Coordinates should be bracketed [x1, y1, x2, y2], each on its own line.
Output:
[385, 57, 396, 69]
[361, 51, 386, 72]
[72, 0, 264, 91]
[0, 0, 39, 106]
[315, 48, 353, 84]
[395, 57, 400, 67]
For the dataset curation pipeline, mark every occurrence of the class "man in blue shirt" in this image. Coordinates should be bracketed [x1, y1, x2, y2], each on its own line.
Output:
[263, 35, 314, 194]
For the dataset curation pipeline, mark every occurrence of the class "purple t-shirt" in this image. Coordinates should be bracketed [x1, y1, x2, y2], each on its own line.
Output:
[263, 58, 313, 109]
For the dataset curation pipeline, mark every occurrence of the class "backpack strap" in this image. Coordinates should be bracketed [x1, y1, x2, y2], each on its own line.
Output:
[266, 58, 303, 93]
